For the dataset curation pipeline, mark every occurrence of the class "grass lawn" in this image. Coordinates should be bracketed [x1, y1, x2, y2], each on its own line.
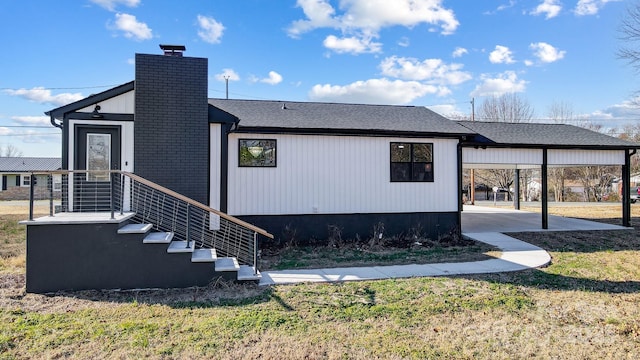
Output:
[1, 203, 640, 359]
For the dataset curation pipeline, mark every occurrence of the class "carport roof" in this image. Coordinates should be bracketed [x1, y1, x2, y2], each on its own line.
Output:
[458, 121, 638, 149]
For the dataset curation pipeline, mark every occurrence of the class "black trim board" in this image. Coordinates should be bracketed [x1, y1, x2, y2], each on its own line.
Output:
[236, 212, 460, 246]
[66, 112, 134, 121]
[461, 142, 637, 151]
[233, 127, 468, 140]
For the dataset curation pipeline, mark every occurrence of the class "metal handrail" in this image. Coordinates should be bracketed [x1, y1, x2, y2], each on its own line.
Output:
[25, 170, 273, 273]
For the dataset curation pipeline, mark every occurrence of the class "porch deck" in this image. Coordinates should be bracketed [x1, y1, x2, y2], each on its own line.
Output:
[20, 212, 136, 225]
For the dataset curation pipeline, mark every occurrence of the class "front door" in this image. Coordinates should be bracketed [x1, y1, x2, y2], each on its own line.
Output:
[74, 126, 121, 211]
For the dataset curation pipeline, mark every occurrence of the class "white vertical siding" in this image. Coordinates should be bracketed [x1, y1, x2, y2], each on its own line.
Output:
[209, 124, 222, 210]
[548, 149, 625, 165]
[226, 134, 459, 215]
[463, 148, 542, 166]
[79, 91, 135, 114]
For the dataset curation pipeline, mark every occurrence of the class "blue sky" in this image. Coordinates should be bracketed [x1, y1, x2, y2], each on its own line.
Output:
[1, 0, 638, 156]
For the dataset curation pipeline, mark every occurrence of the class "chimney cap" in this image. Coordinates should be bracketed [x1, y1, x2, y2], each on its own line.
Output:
[159, 44, 186, 56]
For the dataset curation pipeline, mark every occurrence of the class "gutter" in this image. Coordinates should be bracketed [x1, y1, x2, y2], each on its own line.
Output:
[48, 113, 63, 129]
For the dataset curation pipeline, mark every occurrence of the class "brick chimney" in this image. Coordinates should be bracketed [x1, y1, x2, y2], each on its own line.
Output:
[134, 46, 209, 203]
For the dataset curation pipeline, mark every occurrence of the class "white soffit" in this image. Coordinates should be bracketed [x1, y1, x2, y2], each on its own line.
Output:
[463, 147, 626, 168]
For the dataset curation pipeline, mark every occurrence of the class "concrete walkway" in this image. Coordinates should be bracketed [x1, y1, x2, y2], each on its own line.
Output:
[259, 206, 629, 286]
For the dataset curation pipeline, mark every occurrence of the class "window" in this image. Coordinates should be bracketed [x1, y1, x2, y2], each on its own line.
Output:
[87, 133, 111, 181]
[22, 175, 31, 187]
[239, 139, 277, 167]
[53, 174, 62, 191]
[390, 142, 434, 182]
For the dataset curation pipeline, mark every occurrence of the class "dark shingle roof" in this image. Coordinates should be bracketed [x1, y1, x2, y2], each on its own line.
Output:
[208, 99, 473, 136]
[458, 121, 638, 148]
[0, 157, 61, 172]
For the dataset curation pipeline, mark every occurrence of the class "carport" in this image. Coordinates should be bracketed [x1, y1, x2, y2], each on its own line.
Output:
[456, 121, 638, 229]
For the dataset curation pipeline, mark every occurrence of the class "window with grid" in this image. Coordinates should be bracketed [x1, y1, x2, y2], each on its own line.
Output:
[390, 142, 434, 182]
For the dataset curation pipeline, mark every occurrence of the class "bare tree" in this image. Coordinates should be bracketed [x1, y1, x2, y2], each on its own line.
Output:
[0, 144, 23, 157]
[474, 93, 535, 201]
[547, 101, 575, 201]
[477, 93, 535, 123]
[547, 101, 574, 123]
[619, 1, 640, 73]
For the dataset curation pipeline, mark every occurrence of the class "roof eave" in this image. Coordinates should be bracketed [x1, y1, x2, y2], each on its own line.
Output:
[233, 126, 471, 138]
[45, 81, 135, 119]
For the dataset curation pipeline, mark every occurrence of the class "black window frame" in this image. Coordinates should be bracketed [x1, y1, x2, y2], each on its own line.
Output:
[390, 142, 434, 182]
[238, 139, 277, 167]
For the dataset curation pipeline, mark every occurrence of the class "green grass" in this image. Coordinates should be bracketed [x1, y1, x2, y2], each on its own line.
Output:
[2, 212, 640, 358]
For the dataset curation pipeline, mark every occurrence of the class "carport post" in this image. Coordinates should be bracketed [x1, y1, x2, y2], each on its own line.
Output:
[622, 149, 632, 227]
[513, 169, 520, 210]
[541, 149, 548, 229]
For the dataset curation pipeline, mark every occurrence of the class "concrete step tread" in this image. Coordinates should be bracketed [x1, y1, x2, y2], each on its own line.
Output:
[118, 223, 153, 234]
[237, 265, 261, 281]
[143, 232, 174, 244]
[167, 240, 195, 253]
[191, 248, 217, 262]
[215, 257, 240, 272]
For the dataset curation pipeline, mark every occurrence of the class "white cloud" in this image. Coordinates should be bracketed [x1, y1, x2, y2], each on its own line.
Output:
[11, 116, 50, 125]
[529, 42, 565, 63]
[0, 127, 11, 136]
[288, 0, 340, 38]
[452, 47, 468, 58]
[113, 13, 152, 40]
[215, 68, 240, 82]
[197, 15, 225, 44]
[90, 0, 139, 11]
[4, 87, 84, 106]
[323, 35, 382, 54]
[484, 1, 516, 15]
[260, 71, 283, 85]
[586, 98, 640, 119]
[531, 0, 562, 19]
[471, 71, 527, 97]
[574, 0, 620, 16]
[309, 78, 440, 105]
[288, 0, 459, 54]
[398, 37, 410, 47]
[489, 45, 515, 64]
[379, 56, 472, 86]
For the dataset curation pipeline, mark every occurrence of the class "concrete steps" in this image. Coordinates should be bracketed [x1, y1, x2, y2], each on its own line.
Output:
[117, 221, 258, 284]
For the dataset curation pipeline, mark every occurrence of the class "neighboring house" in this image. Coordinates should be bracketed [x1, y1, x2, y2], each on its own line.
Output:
[22, 46, 637, 293]
[0, 157, 61, 194]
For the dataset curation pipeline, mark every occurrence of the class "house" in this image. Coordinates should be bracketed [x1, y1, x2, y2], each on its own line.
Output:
[0, 157, 61, 199]
[22, 46, 637, 293]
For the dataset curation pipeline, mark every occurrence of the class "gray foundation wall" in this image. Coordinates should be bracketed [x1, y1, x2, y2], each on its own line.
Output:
[237, 211, 460, 246]
[25, 221, 229, 293]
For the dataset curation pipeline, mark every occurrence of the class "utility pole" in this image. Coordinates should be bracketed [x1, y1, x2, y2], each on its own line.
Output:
[470, 97, 475, 205]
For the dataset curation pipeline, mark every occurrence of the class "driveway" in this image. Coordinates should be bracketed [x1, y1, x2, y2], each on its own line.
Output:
[462, 205, 628, 233]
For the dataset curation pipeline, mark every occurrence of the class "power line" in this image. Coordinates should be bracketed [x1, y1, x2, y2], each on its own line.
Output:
[0, 85, 122, 91]
[0, 133, 59, 137]
[0, 125, 53, 128]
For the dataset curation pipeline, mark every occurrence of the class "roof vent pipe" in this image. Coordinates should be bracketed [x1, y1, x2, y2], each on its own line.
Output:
[282, 103, 287, 110]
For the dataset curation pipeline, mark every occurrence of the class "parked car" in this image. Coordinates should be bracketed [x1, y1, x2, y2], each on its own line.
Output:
[631, 187, 640, 203]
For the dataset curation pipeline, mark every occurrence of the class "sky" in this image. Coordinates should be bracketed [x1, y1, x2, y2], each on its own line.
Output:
[1, 0, 639, 157]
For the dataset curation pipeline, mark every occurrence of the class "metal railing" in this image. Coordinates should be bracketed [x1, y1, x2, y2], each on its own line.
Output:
[25, 170, 273, 273]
